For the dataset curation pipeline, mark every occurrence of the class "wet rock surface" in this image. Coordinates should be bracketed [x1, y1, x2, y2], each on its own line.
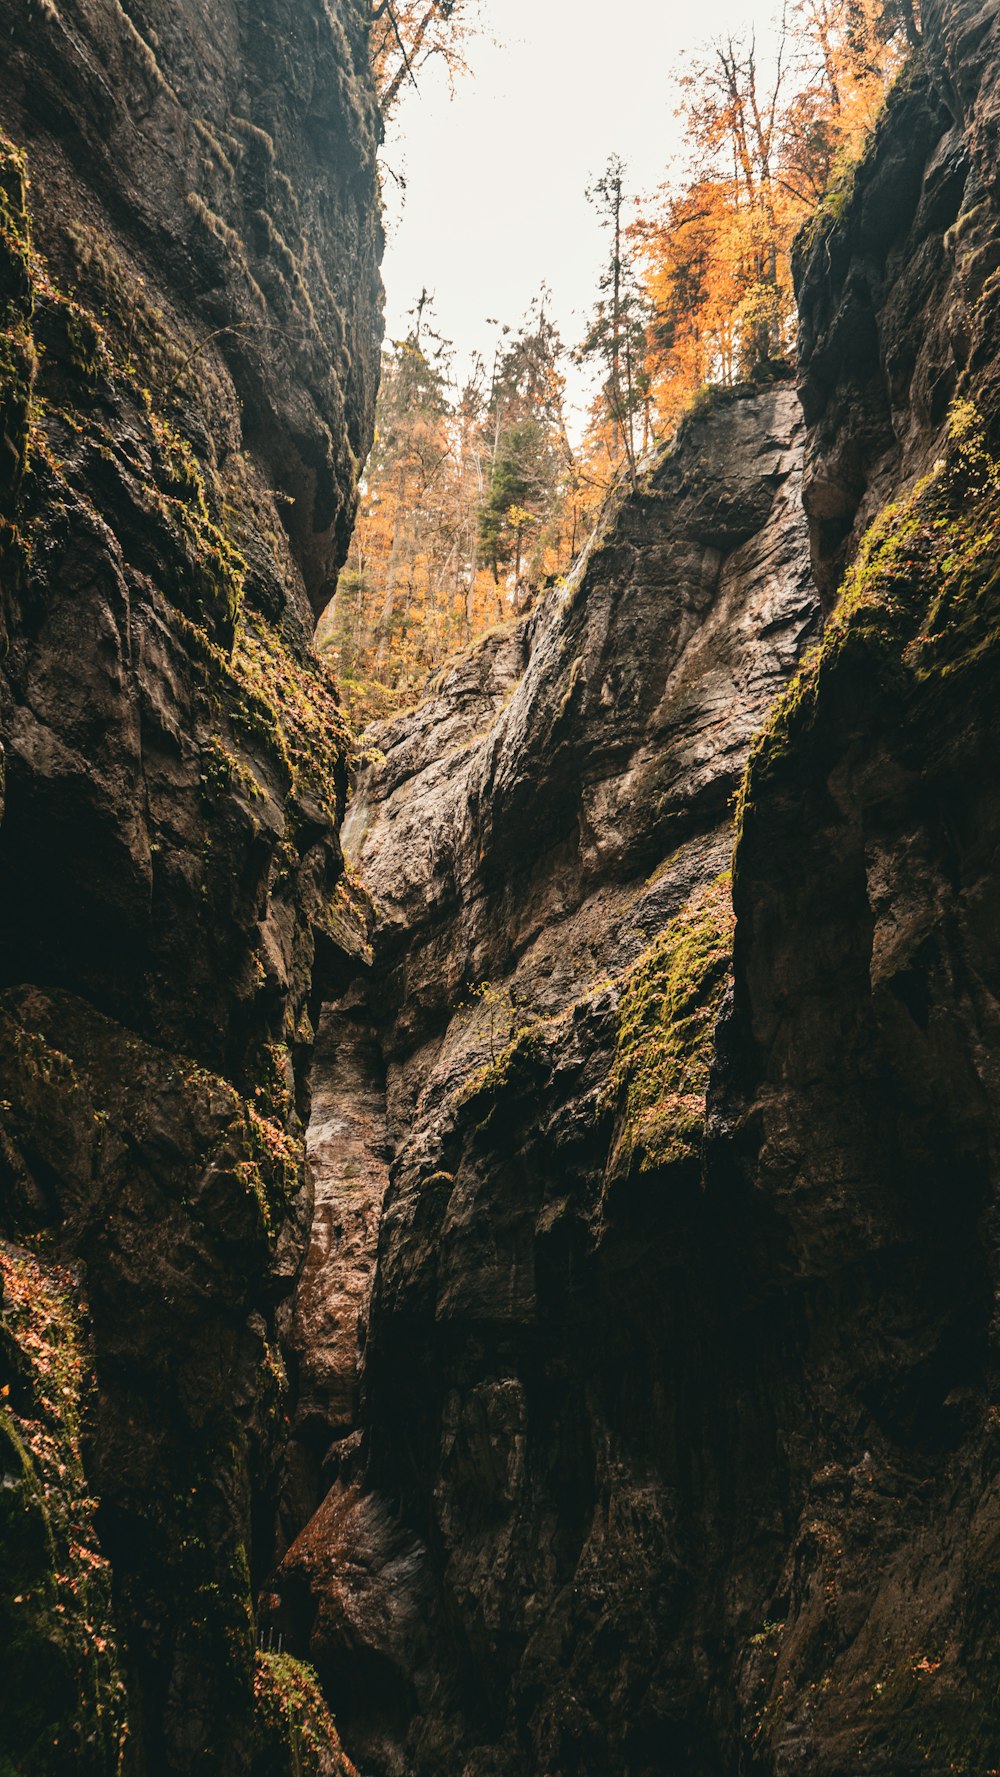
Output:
[282, 1001, 390, 1533]
[346, 383, 816, 1130]
[709, 2, 1000, 1767]
[7, 0, 1000, 1772]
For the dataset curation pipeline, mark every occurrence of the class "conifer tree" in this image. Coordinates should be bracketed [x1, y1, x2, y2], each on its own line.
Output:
[578, 156, 652, 490]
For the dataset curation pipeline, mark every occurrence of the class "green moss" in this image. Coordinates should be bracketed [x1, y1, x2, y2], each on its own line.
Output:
[62, 221, 201, 397]
[736, 397, 1000, 835]
[455, 993, 548, 1124]
[252, 1652, 356, 1777]
[792, 156, 859, 265]
[792, 51, 926, 273]
[0, 1245, 128, 1774]
[45, 296, 108, 384]
[238, 1101, 304, 1229]
[680, 379, 764, 429]
[0, 1003, 307, 1768]
[158, 1052, 303, 1237]
[448, 884, 736, 1169]
[607, 874, 735, 1176]
[230, 613, 350, 827]
[198, 733, 266, 806]
[139, 406, 247, 640]
[250, 1042, 297, 1127]
[0, 130, 32, 322]
[319, 872, 374, 964]
[0, 132, 37, 504]
[0, 134, 248, 643]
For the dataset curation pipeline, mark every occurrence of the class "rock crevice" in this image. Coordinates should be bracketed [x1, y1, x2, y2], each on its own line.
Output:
[286, 10, 1000, 1774]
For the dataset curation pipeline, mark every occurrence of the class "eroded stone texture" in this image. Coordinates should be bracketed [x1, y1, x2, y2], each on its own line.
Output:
[346, 384, 815, 1129]
[283, 384, 820, 1773]
[288, 10, 1000, 1772]
[709, 4, 1000, 1768]
[281, 1000, 390, 1533]
[0, 3, 382, 1771]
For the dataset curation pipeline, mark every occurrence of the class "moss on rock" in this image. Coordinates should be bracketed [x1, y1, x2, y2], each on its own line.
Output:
[0, 1243, 127, 1775]
[0, 131, 37, 508]
[607, 874, 735, 1176]
[736, 396, 1000, 837]
[252, 1652, 357, 1777]
[856, 1655, 1000, 1772]
[230, 614, 350, 828]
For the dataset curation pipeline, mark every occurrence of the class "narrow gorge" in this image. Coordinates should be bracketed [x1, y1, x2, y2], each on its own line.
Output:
[3, 2, 1000, 1775]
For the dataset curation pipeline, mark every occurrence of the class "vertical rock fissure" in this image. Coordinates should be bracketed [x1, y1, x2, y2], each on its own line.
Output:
[283, 997, 392, 1534]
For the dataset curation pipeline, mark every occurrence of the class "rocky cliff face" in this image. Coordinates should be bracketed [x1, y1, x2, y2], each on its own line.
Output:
[8, 1, 1000, 1774]
[715, 1, 1000, 1766]
[272, 382, 821, 1772]
[0, 2, 381, 1771]
[276, 4, 1000, 1774]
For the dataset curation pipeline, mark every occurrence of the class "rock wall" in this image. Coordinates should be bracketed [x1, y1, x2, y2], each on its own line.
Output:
[281, 5, 1000, 1774]
[714, 1, 1000, 1767]
[0, 1, 381, 1772]
[275, 383, 821, 1772]
[7, 0, 1000, 1772]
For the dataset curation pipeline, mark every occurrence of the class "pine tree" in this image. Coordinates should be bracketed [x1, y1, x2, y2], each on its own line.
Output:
[578, 156, 652, 490]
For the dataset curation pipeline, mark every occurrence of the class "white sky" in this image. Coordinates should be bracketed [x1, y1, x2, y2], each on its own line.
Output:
[380, 0, 765, 426]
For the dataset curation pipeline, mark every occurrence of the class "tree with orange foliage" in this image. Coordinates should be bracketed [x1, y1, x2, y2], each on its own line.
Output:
[336, 0, 922, 728]
[320, 292, 579, 725]
[371, 0, 476, 115]
[635, 0, 920, 437]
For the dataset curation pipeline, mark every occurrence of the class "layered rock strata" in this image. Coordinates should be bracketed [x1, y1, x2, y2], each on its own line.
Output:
[0, 1, 381, 1771]
[277, 383, 821, 1771]
[283, 4, 1000, 1773]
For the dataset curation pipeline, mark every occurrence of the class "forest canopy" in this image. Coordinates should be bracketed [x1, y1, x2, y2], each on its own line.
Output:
[328, 0, 920, 724]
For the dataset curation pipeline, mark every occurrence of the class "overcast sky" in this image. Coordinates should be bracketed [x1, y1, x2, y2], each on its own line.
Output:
[380, 0, 765, 424]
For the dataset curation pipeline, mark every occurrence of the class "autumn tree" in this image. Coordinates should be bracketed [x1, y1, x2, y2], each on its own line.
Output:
[320, 292, 579, 724]
[335, 0, 921, 729]
[371, 0, 476, 115]
[320, 292, 454, 717]
[634, 0, 918, 434]
[785, 0, 919, 189]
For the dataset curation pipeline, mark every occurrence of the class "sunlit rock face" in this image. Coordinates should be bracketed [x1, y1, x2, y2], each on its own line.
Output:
[288, 5, 1000, 1774]
[0, 2, 381, 1771]
[347, 383, 815, 1134]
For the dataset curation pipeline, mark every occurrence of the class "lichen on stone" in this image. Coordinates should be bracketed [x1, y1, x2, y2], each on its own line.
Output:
[0, 130, 37, 507]
[230, 612, 350, 826]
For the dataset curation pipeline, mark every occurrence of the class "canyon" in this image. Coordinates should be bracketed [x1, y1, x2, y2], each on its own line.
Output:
[3, 2, 1000, 1775]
